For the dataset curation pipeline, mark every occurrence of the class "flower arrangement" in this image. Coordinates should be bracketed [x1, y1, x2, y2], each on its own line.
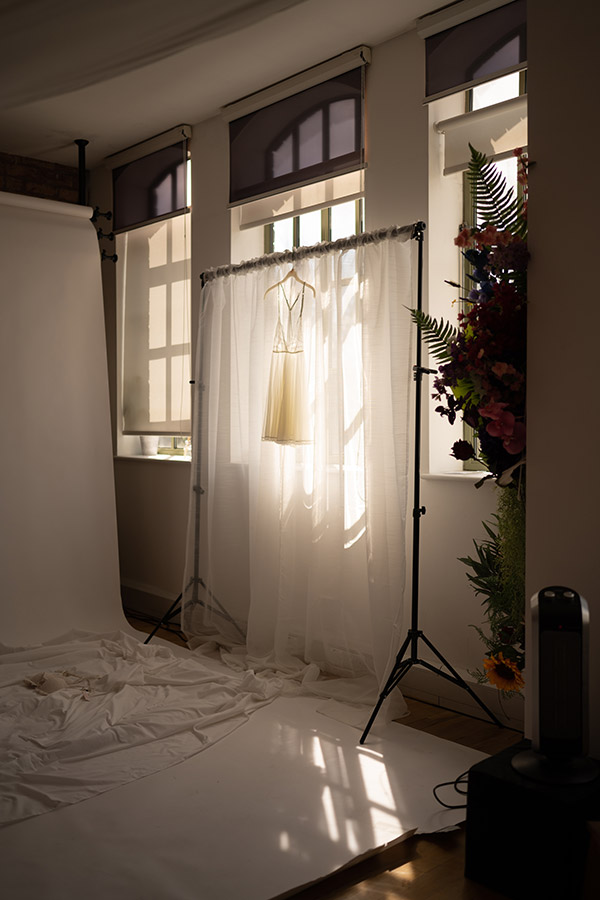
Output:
[418, 145, 528, 487]
[413, 145, 528, 695]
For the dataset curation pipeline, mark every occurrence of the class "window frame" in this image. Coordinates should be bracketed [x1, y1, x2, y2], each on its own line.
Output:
[459, 69, 527, 471]
[113, 139, 193, 459]
[264, 197, 364, 253]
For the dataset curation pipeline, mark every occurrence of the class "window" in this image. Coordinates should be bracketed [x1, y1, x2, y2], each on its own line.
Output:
[460, 71, 526, 469]
[462, 69, 524, 248]
[113, 128, 192, 458]
[227, 51, 368, 264]
[426, 54, 527, 474]
[265, 197, 364, 253]
[117, 213, 191, 446]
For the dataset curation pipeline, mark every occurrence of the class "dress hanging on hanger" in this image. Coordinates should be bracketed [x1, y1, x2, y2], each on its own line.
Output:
[262, 269, 314, 445]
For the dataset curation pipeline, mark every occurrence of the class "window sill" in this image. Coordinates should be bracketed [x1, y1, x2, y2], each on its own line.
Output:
[115, 454, 191, 463]
[422, 470, 490, 482]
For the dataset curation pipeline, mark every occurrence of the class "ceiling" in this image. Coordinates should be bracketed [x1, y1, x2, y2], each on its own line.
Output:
[0, 0, 443, 167]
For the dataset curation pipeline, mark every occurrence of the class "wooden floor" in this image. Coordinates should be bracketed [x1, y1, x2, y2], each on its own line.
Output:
[127, 614, 521, 900]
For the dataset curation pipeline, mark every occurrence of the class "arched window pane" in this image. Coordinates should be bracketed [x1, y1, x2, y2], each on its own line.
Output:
[230, 68, 364, 204]
[299, 110, 324, 169]
[272, 134, 294, 178]
[329, 99, 356, 159]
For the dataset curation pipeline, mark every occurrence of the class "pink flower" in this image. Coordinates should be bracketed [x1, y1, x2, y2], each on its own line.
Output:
[503, 422, 526, 455]
[475, 225, 499, 246]
[479, 401, 525, 455]
[486, 410, 515, 439]
[454, 227, 474, 248]
[478, 401, 508, 420]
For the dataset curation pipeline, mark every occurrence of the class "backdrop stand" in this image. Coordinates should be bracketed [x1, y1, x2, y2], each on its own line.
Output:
[144, 329, 245, 646]
[360, 223, 502, 743]
[143, 576, 245, 645]
[143, 593, 183, 644]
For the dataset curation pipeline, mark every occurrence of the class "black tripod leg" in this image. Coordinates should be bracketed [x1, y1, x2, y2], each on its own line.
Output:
[143, 593, 183, 645]
[419, 633, 503, 727]
[360, 634, 413, 744]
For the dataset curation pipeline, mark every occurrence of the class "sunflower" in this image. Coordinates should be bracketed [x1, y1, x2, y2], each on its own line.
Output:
[483, 653, 525, 692]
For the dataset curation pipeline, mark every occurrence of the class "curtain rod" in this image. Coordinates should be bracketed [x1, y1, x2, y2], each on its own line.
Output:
[201, 221, 425, 284]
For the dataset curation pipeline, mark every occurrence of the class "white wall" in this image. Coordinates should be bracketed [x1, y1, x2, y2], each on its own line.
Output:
[364, 31, 428, 230]
[527, 0, 600, 755]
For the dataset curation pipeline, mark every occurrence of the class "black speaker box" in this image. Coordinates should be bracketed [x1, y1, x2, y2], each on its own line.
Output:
[465, 586, 599, 899]
[465, 741, 600, 899]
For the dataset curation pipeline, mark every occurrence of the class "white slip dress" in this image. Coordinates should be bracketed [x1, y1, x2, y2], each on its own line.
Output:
[262, 283, 311, 444]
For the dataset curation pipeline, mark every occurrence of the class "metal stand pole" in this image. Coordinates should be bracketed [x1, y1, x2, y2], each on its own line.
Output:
[74, 139, 88, 205]
[360, 223, 502, 743]
[143, 593, 183, 645]
[145, 283, 244, 646]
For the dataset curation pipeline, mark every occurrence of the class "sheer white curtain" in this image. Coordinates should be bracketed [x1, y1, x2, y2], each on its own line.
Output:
[182, 232, 414, 707]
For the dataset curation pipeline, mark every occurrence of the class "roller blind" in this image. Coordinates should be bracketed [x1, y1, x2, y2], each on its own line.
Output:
[113, 137, 189, 231]
[118, 214, 191, 435]
[239, 169, 364, 229]
[421, 0, 526, 101]
[435, 94, 527, 174]
[228, 66, 365, 205]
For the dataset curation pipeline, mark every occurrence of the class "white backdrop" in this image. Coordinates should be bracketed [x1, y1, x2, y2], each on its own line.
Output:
[0, 191, 124, 645]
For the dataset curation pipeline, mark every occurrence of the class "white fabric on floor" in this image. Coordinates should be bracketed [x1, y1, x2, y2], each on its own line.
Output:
[0, 631, 281, 827]
[0, 691, 487, 900]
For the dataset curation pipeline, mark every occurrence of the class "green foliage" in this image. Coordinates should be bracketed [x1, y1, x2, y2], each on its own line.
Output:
[459, 518, 504, 603]
[410, 308, 458, 363]
[461, 487, 526, 694]
[496, 485, 526, 625]
[467, 144, 527, 238]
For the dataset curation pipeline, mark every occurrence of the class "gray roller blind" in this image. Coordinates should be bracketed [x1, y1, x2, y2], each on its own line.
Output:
[113, 140, 189, 231]
[229, 67, 364, 205]
[424, 0, 526, 101]
[118, 214, 191, 436]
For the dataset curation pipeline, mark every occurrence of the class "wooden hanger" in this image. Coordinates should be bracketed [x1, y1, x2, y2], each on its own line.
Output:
[264, 267, 316, 299]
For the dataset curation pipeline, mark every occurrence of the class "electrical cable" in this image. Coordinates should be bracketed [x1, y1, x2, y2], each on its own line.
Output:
[432, 768, 470, 809]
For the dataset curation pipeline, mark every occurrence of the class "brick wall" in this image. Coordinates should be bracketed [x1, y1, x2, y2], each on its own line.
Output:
[0, 152, 80, 204]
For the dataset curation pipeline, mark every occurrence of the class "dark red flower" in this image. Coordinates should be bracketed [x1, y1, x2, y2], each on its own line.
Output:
[451, 440, 476, 461]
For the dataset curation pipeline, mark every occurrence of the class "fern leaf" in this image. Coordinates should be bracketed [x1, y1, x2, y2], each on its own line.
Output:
[410, 309, 458, 363]
[467, 144, 526, 237]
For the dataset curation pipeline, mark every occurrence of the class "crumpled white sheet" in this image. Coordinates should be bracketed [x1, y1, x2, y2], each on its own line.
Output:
[0, 631, 282, 827]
